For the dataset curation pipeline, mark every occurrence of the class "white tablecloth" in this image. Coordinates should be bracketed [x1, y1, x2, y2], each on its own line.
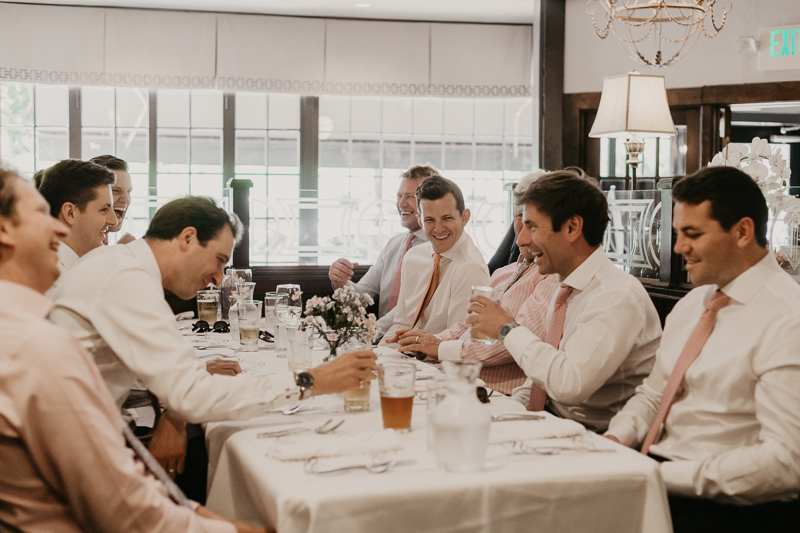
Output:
[198, 333, 672, 533]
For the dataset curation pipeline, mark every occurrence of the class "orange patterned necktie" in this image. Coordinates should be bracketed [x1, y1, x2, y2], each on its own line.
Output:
[387, 233, 415, 311]
[640, 290, 730, 455]
[411, 253, 442, 328]
[528, 285, 574, 411]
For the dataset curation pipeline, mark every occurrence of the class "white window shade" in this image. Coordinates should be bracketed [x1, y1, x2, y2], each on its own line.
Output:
[324, 19, 430, 95]
[216, 14, 326, 93]
[104, 9, 217, 88]
[0, 3, 105, 84]
[430, 23, 533, 97]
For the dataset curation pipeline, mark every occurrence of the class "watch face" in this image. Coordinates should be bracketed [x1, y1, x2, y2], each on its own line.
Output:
[296, 371, 314, 388]
[500, 325, 511, 337]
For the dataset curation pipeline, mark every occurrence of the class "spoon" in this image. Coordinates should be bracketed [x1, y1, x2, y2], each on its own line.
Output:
[256, 419, 344, 438]
[306, 459, 397, 475]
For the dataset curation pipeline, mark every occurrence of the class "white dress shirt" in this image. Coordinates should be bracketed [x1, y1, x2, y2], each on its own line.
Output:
[606, 252, 800, 505]
[0, 281, 233, 533]
[346, 228, 427, 335]
[381, 231, 490, 346]
[505, 247, 661, 432]
[50, 239, 300, 424]
[45, 241, 81, 300]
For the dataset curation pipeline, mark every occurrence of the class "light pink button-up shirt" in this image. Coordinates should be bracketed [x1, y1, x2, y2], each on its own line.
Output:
[0, 280, 234, 533]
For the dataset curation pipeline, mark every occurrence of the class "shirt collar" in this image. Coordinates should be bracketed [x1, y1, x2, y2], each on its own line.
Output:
[561, 246, 608, 291]
[0, 280, 52, 318]
[412, 228, 427, 242]
[718, 250, 781, 305]
[438, 230, 469, 260]
[58, 241, 80, 269]
[129, 238, 163, 279]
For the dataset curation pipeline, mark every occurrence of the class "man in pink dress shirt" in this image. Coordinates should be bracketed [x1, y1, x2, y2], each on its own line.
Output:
[0, 167, 266, 532]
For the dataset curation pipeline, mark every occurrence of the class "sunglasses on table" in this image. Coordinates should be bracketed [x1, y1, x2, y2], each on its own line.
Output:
[191, 320, 231, 333]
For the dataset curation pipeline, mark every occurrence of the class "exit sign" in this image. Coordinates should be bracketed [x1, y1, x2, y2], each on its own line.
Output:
[759, 24, 800, 71]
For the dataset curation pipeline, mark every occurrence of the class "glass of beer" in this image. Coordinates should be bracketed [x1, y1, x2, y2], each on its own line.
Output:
[196, 289, 220, 323]
[378, 362, 416, 432]
[338, 341, 372, 412]
[237, 300, 262, 352]
[470, 285, 497, 345]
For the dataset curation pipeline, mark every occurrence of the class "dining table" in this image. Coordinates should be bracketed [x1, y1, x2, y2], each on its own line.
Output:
[183, 321, 673, 533]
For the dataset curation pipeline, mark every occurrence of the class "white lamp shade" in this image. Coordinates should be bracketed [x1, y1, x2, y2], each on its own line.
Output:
[588, 72, 677, 139]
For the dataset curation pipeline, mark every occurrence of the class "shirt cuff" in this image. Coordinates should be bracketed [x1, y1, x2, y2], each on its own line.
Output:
[270, 371, 302, 403]
[502, 325, 540, 360]
[438, 340, 464, 361]
[605, 420, 640, 449]
[660, 460, 700, 498]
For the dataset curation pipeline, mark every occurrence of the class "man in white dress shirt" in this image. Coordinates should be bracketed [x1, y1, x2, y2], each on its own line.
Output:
[328, 164, 436, 337]
[49, 197, 376, 425]
[604, 166, 800, 532]
[382, 175, 490, 351]
[38, 159, 118, 277]
[468, 169, 661, 431]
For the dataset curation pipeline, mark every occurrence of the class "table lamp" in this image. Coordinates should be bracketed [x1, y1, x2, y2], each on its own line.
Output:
[588, 70, 676, 190]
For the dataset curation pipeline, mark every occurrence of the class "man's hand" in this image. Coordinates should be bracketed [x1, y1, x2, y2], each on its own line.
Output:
[329, 258, 358, 289]
[117, 232, 136, 245]
[148, 411, 187, 479]
[397, 329, 441, 358]
[206, 359, 242, 376]
[466, 296, 515, 340]
[196, 506, 273, 533]
[309, 349, 377, 395]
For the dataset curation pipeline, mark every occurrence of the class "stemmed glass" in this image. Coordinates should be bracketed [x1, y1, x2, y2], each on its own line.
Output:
[275, 284, 302, 322]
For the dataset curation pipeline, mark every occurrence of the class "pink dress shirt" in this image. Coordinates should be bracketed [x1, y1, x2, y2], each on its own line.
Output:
[0, 280, 234, 533]
[436, 261, 559, 394]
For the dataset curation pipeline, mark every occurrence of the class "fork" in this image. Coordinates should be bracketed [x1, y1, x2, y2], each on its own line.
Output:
[267, 400, 316, 415]
[256, 419, 344, 438]
[491, 413, 545, 422]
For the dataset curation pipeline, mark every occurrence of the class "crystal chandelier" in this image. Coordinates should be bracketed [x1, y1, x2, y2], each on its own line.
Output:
[586, 0, 732, 67]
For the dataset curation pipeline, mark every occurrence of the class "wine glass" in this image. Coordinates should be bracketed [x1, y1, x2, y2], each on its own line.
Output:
[275, 284, 302, 322]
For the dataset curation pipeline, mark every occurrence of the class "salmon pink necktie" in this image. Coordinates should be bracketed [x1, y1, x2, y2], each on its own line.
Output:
[387, 233, 415, 312]
[640, 290, 730, 456]
[411, 253, 441, 328]
[528, 285, 573, 411]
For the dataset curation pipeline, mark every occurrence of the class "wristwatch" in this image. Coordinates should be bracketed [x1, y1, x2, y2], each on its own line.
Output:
[294, 371, 314, 400]
[498, 321, 520, 343]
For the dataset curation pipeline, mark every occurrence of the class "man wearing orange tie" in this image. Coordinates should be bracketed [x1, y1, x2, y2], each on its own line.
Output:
[382, 175, 489, 350]
[467, 168, 661, 432]
[603, 166, 800, 532]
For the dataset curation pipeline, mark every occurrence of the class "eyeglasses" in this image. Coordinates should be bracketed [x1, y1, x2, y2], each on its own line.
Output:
[259, 330, 274, 342]
[192, 320, 231, 333]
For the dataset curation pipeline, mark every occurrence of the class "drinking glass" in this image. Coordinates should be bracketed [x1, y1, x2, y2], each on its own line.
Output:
[196, 289, 220, 323]
[470, 285, 498, 345]
[263, 292, 279, 335]
[275, 323, 289, 358]
[276, 284, 302, 322]
[229, 282, 256, 343]
[337, 341, 372, 412]
[237, 300, 262, 352]
[426, 375, 448, 450]
[221, 268, 252, 319]
[286, 324, 312, 371]
[378, 362, 416, 432]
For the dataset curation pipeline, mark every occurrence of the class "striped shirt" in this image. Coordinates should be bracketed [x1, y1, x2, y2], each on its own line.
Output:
[437, 260, 559, 395]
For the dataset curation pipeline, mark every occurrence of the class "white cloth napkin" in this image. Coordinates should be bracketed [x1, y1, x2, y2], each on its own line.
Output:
[261, 429, 403, 461]
[488, 415, 585, 444]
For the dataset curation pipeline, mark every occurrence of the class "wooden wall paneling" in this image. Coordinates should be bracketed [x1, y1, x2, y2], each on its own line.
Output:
[539, 0, 566, 171]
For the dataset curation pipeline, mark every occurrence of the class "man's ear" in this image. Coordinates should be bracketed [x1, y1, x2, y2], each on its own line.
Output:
[564, 215, 584, 243]
[461, 208, 471, 226]
[734, 217, 757, 248]
[0, 215, 15, 248]
[59, 202, 77, 227]
[177, 226, 198, 251]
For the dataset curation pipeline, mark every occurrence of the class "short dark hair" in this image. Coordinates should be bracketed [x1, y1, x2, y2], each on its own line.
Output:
[38, 159, 116, 217]
[673, 166, 768, 247]
[515, 167, 609, 247]
[32, 169, 46, 189]
[401, 164, 440, 182]
[416, 175, 466, 214]
[144, 196, 243, 246]
[90, 155, 129, 172]
[0, 167, 22, 223]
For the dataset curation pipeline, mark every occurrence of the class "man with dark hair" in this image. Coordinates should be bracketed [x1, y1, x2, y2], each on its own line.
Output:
[382, 175, 490, 350]
[50, 196, 376, 468]
[91, 155, 135, 245]
[0, 168, 266, 532]
[38, 158, 118, 276]
[604, 166, 800, 532]
[328, 164, 437, 337]
[468, 168, 660, 431]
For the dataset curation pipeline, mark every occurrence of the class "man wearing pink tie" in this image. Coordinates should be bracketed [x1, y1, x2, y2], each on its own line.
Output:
[468, 168, 661, 432]
[328, 165, 437, 338]
[604, 166, 800, 532]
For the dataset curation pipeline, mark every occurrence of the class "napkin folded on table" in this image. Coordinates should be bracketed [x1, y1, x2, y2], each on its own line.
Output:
[260, 428, 402, 461]
[488, 415, 585, 444]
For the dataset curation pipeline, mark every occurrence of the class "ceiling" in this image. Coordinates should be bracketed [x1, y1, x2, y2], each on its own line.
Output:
[9, 0, 537, 23]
